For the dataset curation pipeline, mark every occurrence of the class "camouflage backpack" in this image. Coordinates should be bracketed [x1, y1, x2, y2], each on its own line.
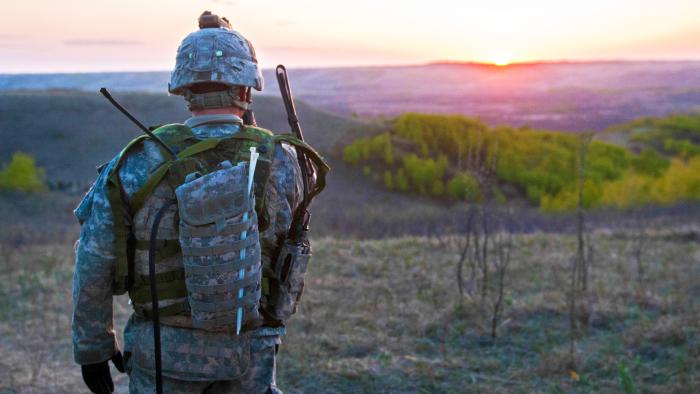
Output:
[105, 123, 328, 331]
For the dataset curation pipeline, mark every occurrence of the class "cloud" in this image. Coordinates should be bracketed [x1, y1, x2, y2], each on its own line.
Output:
[63, 39, 142, 47]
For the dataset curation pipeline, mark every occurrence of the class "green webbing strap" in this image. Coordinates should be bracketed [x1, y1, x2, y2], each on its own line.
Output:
[106, 125, 190, 290]
[130, 278, 188, 304]
[129, 138, 224, 215]
[273, 134, 330, 201]
[129, 125, 271, 217]
[134, 269, 186, 286]
[241, 125, 274, 139]
[261, 277, 270, 296]
[139, 302, 188, 318]
[108, 135, 149, 289]
[135, 239, 177, 250]
[129, 164, 173, 214]
[177, 137, 223, 158]
[152, 124, 198, 151]
[135, 239, 180, 260]
[109, 123, 321, 302]
[115, 125, 273, 295]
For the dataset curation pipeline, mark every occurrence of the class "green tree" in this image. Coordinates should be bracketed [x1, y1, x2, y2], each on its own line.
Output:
[382, 135, 394, 165]
[395, 169, 409, 192]
[0, 152, 46, 193]
[447, 172, 480, 201]
[342, 143, 363, 164]
[384, 170, 394, 190]
[631, 148, 669, 176]
[430, 179, 445, 196]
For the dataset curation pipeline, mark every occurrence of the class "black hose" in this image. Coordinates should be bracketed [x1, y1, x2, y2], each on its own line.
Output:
[148, 200, 176, 394]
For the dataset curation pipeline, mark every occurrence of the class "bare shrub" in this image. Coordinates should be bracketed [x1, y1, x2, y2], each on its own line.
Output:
[489, 209, 514, 338]
[568, 133, 594, 368]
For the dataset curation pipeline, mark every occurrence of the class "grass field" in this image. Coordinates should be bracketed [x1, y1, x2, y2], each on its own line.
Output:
[1, 89, 698, 394]
[1, 193, 698, 393]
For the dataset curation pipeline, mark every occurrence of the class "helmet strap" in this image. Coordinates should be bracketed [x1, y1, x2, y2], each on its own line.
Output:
[184, 87, 251, 111]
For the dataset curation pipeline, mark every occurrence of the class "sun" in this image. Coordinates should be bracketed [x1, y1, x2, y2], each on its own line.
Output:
[492, 55, 511, 67]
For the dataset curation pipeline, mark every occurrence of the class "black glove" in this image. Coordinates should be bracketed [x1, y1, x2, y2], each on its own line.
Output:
[81, 352, 126, 394]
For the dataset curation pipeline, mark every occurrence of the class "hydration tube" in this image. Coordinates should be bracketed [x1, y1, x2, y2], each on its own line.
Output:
[148, 200, 175, 394]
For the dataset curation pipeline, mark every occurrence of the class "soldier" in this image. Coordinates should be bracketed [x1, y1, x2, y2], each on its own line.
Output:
[73, 11, 327, 394]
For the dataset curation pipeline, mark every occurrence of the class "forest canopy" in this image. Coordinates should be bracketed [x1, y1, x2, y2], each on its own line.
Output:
[342, 113, 700, 211]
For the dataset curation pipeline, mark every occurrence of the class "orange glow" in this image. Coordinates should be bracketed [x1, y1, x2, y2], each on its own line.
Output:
[492, 56, 512, 67]
[1, 0, 699, 72]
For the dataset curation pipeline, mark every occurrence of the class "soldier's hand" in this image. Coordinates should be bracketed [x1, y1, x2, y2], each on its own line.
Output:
[81, 352, 126, 393]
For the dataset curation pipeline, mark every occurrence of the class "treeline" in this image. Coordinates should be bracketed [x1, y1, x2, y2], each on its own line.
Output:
[613, 113, 700, 158]
[342, 113, 700, 210]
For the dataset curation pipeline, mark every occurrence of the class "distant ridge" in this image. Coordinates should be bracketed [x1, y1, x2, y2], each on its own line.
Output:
[2, 61, 699, 132]
[0, 71, 170, 92]
[429, 59, 700, 67]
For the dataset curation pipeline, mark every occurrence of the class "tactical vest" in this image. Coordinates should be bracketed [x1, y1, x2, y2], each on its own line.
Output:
[105, 123, 327, 329]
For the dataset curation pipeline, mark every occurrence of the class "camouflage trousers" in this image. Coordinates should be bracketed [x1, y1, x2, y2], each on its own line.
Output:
[125, 344, 282, 394]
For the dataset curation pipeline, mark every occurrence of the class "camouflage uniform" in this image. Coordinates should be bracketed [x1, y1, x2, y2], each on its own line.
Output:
[72, 114, 303, 393]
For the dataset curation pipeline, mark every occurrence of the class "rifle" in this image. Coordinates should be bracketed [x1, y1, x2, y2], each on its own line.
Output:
[276, 65, 316, 242]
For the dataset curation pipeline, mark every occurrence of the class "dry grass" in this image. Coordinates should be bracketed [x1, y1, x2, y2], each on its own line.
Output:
[280, 233, 700, 393]
[1, 197, 699, 393]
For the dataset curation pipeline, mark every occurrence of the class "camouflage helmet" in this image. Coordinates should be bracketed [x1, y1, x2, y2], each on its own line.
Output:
[169, 11, 263, 96]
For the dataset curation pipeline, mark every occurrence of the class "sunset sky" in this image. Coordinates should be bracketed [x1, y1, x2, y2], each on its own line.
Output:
[1, 0, 699, 73]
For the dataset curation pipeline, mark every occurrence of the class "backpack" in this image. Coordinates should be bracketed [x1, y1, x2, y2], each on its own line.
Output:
[105, 123, 328, 331]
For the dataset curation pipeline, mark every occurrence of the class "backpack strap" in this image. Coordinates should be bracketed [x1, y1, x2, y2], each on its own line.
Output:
[130, 126, 274, 215]
[107, 123, 277, 293]
[106, 124, 329, 299]
[258, 134, 329, 300]
[107, 135, 148, 293]
[273, 134, 330, 202]
[106, 124, 197, 293]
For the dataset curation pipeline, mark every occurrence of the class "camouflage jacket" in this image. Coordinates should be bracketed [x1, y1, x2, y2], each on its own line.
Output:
[72, 114, 302, 377]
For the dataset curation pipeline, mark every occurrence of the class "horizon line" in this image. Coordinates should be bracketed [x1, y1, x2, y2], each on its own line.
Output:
[2, 58, 700, 75]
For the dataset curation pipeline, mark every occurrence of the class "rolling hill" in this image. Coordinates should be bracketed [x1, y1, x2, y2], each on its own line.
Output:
[3, 61, 700, 132]
[1, 90, 698, 238]
[0, 90, 356, 182]
[0, 89, 451, 238]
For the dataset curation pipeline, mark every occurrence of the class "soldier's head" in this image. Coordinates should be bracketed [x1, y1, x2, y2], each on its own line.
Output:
[169, 11, 263, 116]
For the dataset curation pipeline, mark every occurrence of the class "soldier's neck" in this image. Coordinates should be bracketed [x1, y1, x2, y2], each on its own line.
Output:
[191, 106, 245, 117]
